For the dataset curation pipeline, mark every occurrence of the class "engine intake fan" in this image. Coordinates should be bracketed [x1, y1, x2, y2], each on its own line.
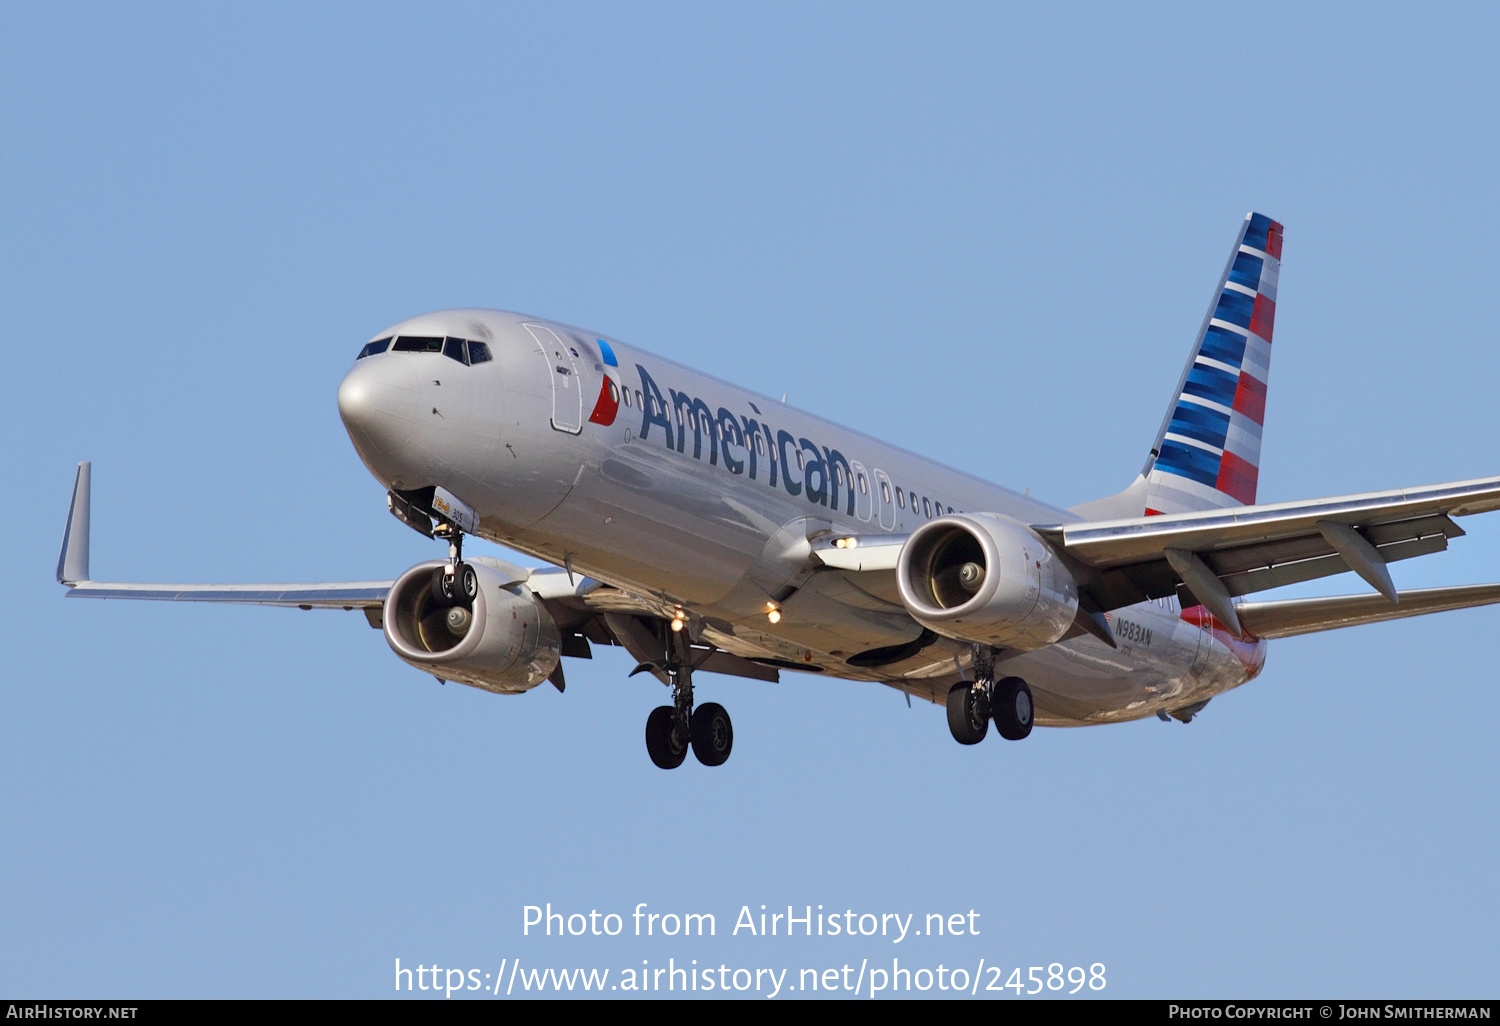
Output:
[896, 513, 1079, 651]
[383, 559, 560, 694]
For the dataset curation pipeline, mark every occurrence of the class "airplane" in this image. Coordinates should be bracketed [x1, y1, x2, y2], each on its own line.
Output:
[56, 212, 1500, 768]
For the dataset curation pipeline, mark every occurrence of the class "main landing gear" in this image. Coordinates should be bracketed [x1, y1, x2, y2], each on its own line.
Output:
[946, 646, 1033, 745]
[643, 625, 734, 769]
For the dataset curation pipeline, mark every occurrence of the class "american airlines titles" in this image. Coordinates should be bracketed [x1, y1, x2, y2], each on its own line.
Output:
[634, 364, 856, 517]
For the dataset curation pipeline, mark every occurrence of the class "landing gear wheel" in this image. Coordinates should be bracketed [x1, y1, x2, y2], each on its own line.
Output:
[690, 702, 734, 766]
[991, 676, 1034, 740]
[946, 681, 989, 745]
[645, 705, 688, 769]
[431, 562, 478, 605]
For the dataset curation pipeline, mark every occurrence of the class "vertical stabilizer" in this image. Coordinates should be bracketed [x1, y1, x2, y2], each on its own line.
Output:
[1070, 213, 1282, 521]
[1143, 212, 1281, 515]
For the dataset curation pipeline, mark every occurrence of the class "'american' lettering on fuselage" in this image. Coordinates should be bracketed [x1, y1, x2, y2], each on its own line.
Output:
[633, 364, 858, 515]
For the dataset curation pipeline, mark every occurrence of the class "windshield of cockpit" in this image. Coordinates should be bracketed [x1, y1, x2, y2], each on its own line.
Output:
[357, 335, 493, 365]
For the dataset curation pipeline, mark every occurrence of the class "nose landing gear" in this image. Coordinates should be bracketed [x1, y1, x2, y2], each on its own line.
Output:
[431, 522, 476, 604]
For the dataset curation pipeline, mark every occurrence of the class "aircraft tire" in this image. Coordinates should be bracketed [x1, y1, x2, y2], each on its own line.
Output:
[431, 563, 476, 607]
[992, 677, 1034, 740]
[645, 705, 688, 769]
[946, 682, 988, 745]
[689, 702, 733, 766]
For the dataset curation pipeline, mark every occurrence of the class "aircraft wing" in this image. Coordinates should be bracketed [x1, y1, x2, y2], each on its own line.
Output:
[809, 475, 1500, 639]
[55, 462, 599, 616]
[64, 579, 391, 608]
[1026, 475, 1500, 630]
[55, 462, 780, 686]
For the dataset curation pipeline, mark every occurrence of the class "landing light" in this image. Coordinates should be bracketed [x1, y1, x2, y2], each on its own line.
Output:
[832, 537, 858, 549]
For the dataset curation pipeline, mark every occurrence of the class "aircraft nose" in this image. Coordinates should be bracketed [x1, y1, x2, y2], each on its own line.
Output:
[337, 356, 418, 457]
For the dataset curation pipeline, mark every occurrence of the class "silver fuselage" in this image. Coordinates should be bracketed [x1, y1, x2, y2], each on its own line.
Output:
[337, 308, 1265, 725]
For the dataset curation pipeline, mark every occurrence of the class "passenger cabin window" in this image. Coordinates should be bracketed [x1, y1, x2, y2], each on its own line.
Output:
[357, 338, 392, 359]
[858, 473, 868, 495]
[880, 481, 890, 502]
[922, 497, 931, 518]
[896, 489, 905, 509]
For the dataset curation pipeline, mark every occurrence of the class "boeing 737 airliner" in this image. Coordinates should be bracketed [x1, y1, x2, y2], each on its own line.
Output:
[57, 213, 1500, 767]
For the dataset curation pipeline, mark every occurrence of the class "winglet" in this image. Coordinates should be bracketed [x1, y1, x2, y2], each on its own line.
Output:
[57, 462, 91, 586]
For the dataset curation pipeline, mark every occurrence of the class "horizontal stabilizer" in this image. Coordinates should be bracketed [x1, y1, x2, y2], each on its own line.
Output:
[1237, 584, 1500, 639]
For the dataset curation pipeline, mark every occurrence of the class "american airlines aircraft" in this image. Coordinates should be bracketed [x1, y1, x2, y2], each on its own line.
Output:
[57, 213, 1500, 768]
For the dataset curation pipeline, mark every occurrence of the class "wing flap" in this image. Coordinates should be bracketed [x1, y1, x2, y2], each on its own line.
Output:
[1238, 584, 1500, 639]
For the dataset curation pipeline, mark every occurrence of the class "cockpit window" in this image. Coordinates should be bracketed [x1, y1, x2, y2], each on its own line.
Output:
[374, 334, 492, 367]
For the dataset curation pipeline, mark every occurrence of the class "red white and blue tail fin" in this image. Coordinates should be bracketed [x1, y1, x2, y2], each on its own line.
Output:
[1144, 212, 1282, 514]
[1070, 212, 1283, 521]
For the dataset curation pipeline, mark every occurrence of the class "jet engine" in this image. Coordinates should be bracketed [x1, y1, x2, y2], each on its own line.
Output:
[896, 513, 1079, 651]
[383, 559, 561, 693]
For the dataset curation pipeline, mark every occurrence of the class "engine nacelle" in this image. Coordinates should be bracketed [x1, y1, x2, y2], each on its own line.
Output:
[896, 513, 1079, 651]
[383, 559, 561, 694]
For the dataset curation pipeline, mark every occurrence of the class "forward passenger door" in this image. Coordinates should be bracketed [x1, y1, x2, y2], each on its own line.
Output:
[523, 324, 584, 434]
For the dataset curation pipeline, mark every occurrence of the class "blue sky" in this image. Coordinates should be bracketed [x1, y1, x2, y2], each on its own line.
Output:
[3, 2, 1497, 998]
